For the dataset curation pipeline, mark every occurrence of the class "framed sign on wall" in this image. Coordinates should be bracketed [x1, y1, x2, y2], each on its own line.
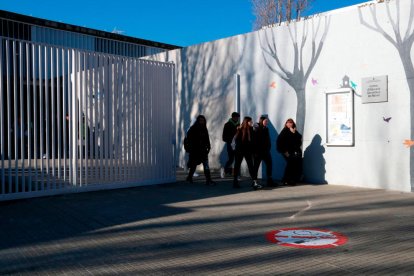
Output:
[326, 88, 354, 146]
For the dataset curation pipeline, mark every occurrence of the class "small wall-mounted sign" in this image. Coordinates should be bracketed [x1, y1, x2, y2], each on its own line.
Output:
[362, 75, 388, 103]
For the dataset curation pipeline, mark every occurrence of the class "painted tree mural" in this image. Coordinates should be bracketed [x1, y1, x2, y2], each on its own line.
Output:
[358, 0, 414, 191]
[259, 16, 329, 134]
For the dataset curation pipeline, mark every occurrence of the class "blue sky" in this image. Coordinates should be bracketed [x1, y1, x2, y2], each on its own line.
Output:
[1, 0, 368, 47]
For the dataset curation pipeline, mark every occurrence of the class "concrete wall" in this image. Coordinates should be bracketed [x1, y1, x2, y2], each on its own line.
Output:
[152, 0, 414, 193]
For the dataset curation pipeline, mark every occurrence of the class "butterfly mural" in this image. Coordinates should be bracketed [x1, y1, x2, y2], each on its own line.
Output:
[269, 81, 277, 89]
[403, 140, 414, 148]
[311, 78, 318, 86]
[383, 117, 392, 123]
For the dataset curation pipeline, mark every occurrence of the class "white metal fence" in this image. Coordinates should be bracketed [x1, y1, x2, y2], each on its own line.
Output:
[0, 37, 176, 201]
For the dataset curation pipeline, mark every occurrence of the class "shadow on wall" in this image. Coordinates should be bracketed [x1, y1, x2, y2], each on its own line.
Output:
[303, 134, 327, 184]
[266, 120, 284, 181]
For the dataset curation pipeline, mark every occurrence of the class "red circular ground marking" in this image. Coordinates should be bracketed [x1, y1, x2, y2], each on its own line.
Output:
[266, 228, 348, 249]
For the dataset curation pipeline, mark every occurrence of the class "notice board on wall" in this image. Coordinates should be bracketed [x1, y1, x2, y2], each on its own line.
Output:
[326, 88, 354, 146]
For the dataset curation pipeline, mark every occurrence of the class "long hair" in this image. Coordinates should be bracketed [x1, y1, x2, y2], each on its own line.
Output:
[284, 118, 296, 129]
[195, 115, 207, 128]
[239, 116, 252, 142]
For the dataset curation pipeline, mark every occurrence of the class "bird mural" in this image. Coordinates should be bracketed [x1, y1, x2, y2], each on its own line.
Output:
[383, 116, 392, 123]
[350, 81, 357, 90]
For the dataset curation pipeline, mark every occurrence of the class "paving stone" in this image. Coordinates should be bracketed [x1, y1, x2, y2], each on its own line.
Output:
[0, 171, 413, 274]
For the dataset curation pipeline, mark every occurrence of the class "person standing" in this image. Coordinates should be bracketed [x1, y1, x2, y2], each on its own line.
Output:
[277, 118, 303, 185]
[185, 115, 215, 185]
[222, 112, 240, 177]
[232, 116, 262, 190]
[253, 115, 276, 187]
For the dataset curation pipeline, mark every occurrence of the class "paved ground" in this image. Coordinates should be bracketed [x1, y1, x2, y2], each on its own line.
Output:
[0, 170, 413, 275]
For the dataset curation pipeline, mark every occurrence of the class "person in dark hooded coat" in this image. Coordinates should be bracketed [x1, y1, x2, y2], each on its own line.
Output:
[185, 115, 215, 185]
[253, 115, 276, 187]
[277, 118, 303, 185]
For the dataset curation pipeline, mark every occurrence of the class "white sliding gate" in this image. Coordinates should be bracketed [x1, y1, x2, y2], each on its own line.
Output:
[0, 37, 176, 201]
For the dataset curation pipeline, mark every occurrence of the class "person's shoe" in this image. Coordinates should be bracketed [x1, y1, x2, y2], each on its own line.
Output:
[186, 176, 193, 183]
[267, 178, 278, 187]
[220, 168, 225, 179]
[193, 172, 199, 177]
[252, 180, 263, 190]
[206, 180, 217, 186]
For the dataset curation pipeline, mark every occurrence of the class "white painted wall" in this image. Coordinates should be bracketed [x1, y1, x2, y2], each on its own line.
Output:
[151, 0, 413, 192]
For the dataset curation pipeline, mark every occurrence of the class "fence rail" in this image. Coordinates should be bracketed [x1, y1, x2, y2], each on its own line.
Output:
[0, 37, 175, 201]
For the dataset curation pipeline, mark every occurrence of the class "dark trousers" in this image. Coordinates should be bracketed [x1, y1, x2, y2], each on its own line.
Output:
[224, 142, 235, 174]
[282, 153, 302, 183]
[234, 151, 257, 181]
[187, 153, 211, 182]
[254, 151, 272, 179]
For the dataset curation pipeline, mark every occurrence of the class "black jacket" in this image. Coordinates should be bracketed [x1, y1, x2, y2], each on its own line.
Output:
[254, 124, 271, 153]
[222, 119, 239, 143]
[186, 124, 211, 157]
[234, 127, 255, 154]
[277, 127, 302, 155]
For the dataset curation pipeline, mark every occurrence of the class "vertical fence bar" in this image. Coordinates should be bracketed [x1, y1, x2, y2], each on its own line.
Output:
[57, 47, 61, 185]
[19, 41, 25, 192]
[122, 57, 127, 181]
[110, 56, 115, 182]
[65, 50, 74, 187]
[128, 58, 133, 181]
[88, 52, 94, 184]
[113, 58, 122, 181]
[45, 45, 50, 189]
[122, 56, 128, 181]
[88, 52, 93, 184]
[26, 43, 32, 191]
[32, 44, 38, 190]
[83, 51, 88, 186]
[13, 41, 18, 193]
[6, 40, 12, 192]
[139, 60, 143, 178]
[98, 55, 103, 182]
[0, 38, 4, 193]
[71, 49, 78, 186]
[79, 52, 83, 186]
[39, 44, 44, 190]
[62, 48, 67, 186]
[93, 53, 99, 184]
[51, 46, 56, 188]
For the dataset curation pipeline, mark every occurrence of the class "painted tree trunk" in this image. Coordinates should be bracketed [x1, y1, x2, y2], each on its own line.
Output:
[398, 49, 414, 191]
[295, 88, 306, 136]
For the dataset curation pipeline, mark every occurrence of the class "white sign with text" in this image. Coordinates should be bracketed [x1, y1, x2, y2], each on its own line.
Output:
[362, 75, 388, 103]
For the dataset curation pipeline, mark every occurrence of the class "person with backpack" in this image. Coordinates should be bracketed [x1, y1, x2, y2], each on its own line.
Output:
[222, 112, 240, 177]
[185, 115, 215, 185]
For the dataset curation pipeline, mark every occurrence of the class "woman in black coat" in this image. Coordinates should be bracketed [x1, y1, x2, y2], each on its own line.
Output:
[277, 118, 303, 185]
[232, 116, 262, 190]
[185, 115, 215, 185]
